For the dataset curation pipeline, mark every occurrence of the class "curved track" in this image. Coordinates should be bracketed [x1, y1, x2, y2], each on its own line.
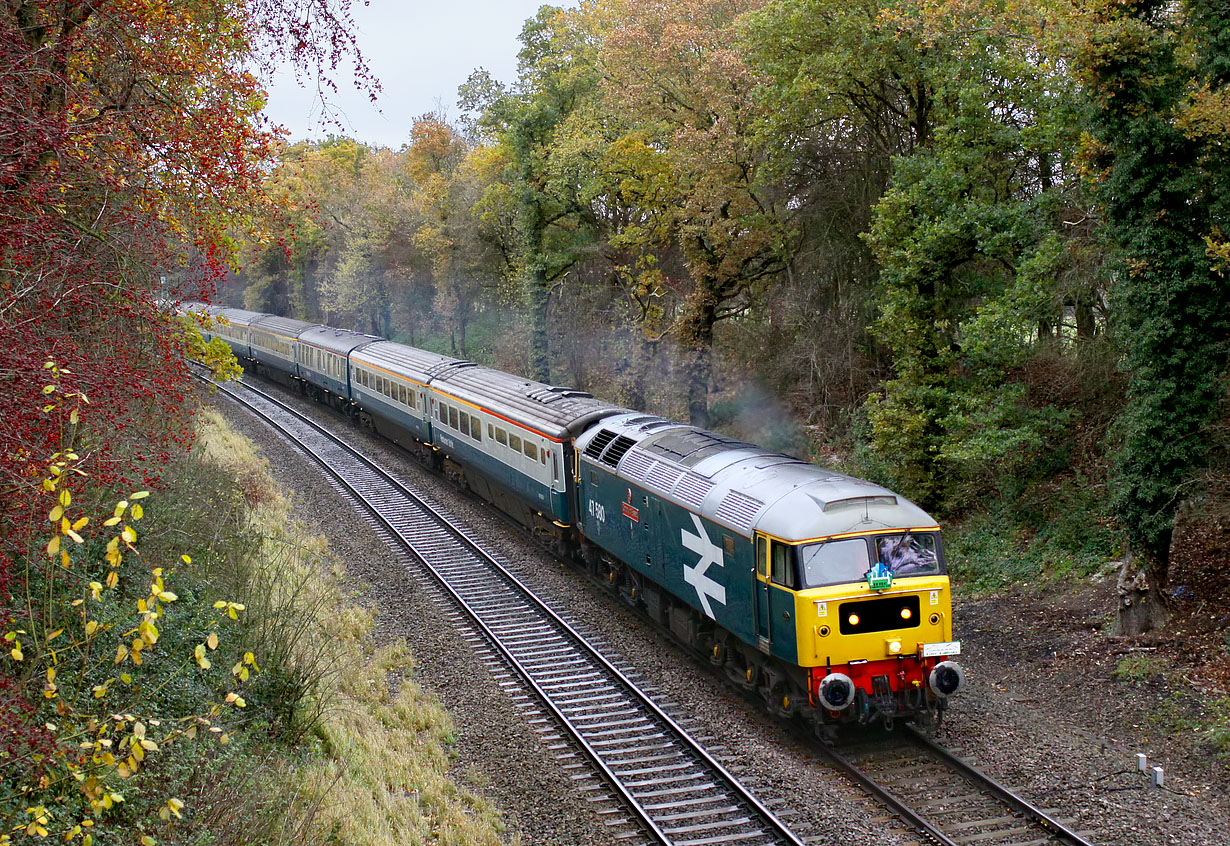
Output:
[818, 725, 1097, 846]
[208, 374, 807, 846]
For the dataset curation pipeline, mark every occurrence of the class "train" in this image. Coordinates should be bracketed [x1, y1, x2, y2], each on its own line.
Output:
[188, 303, 965, 732]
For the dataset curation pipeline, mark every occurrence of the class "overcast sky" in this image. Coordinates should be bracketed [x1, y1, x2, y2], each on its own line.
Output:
[263, 2, 569, 149]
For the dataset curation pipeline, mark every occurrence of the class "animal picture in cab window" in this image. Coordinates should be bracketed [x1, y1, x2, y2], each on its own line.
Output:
[875, 533, 939, 576]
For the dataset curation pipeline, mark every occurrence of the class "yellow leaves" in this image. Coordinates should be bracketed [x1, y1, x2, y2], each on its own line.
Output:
[206, 632, 218, 650]
[121, 526, 137, 544]
[90, 582, 103, 601]
[213, 600, 245, 620]
[131, 503, 144, 521]
[70, 407, 79, 425]
[59, 489, 71, 507]
[181, 554, 192, 564]
[141, 836, 156, 846]
[23, 806, 49, 837]
[105, 571, 119, 590]
[49, 504, 64, 523]
[160, 798, 185, 821]
[231, 650, 259, 681]
[85, 620, 99, 637]
[47, 535, 61, 557]
[115, 643, 128, 664]
[10, 639, 23, 662]
[130, 491, 149, 500]
[193, 644, 211, 669]
[224, 691, 246, 707]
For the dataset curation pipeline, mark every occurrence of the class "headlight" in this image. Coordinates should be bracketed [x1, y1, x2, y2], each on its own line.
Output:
[886, 639, 902, 655]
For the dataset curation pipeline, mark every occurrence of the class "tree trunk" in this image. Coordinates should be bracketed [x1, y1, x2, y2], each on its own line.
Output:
[1113, 549, 1171, 636]
[527, 264, 551, 382]
[679, 285, 718, 428]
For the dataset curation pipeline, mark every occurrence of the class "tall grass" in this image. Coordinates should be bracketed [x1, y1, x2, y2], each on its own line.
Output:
[123, 409, 508, 846]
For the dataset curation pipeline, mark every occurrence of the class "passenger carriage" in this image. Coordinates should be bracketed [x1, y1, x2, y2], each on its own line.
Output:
[296, 325, 381, 411]
[199, 306, 266, 361]
[246, 314, 317, 388]
[348, 341, 462, 459]
[425, 364, 621, 540]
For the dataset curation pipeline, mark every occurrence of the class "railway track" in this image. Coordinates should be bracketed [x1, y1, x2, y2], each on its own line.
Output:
[819, 725, 1097, 846]
[205, 372, 1100, 846]
[208, 374, 807, 846]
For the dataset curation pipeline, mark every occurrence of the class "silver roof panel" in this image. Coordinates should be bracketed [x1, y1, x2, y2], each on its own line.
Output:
[299, 325, 382, 356]
[576, 412, 937, 539]
[429, 366, 624, 439]
[351, 341, 465, 385]
[250, 314, 318, 339]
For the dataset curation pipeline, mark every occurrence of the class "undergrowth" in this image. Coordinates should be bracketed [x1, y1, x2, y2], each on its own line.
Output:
[0, 407, 506, 846]
[943, 476, 1123, 595]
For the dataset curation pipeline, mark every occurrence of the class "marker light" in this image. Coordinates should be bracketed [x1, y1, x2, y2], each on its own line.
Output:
[848, 614, 860, 627]
[900, 607, 912, 620]
[887, 640, 902, 655]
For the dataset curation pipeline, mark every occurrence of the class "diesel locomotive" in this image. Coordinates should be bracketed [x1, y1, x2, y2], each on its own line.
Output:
[191, 304, 964, 731]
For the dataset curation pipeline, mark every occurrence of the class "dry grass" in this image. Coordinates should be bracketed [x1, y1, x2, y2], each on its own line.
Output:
[192, 409, 508, 846]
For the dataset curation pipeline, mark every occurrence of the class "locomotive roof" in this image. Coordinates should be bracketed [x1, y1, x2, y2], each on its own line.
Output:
[429, 364, 625, 440]
[351, 340, 465, 385]
[576, 412, 937, 540]
[299, 324, 382, 356]
[249, 314, 318, 339]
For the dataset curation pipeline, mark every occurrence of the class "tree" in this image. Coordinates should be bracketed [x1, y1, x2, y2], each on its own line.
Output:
[1076, 0, 1230, 633]
[597, 0, 787, 427]
[460, 6, 606, 381]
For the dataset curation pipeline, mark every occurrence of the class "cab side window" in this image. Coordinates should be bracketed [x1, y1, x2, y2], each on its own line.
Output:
[755, 536, 768, 578]
[772, 543, 797, 589]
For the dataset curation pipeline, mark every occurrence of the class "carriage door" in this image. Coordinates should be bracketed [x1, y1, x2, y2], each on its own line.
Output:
[754, 534, 771, 649]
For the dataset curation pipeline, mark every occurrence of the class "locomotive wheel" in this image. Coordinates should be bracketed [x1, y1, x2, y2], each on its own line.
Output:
[769, 679, 800, 719]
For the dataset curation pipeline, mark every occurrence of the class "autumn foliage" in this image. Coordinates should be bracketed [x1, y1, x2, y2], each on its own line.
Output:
[0, 1, 371, 840]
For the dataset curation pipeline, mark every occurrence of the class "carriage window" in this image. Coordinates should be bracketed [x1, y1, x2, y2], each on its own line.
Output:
[398, 384, 407, 405]
[541, 448, 547, 465]
[509, 433, 522, 453]
[495, 427, 508, 446]
[459, 413, 470, 437]
[487, 423, 493, 438]
[448, 406, 459, 430]
[772, 543, 797, 589]
[470, 415, 481, 441]
[799, 538, 872, 588]
[524, 441, 537, 460]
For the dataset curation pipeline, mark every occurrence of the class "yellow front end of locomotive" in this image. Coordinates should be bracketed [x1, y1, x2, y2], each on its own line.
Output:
[794, 575, 954, 668]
